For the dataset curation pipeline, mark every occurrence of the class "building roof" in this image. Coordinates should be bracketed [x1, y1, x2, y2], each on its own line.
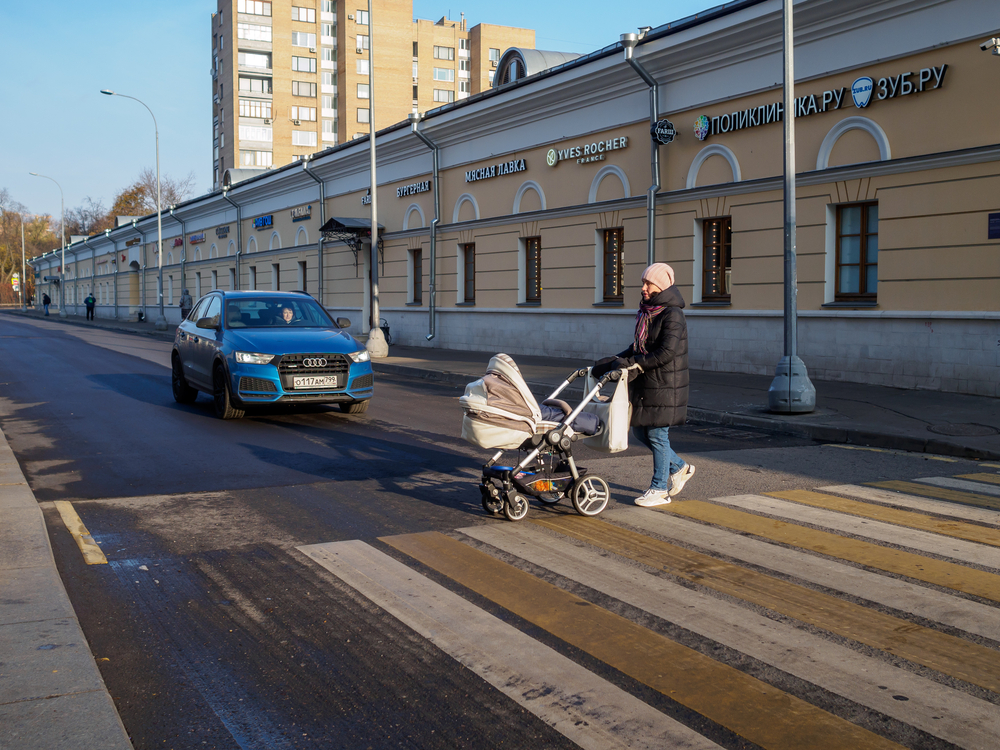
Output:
[493, 48, 583, 88]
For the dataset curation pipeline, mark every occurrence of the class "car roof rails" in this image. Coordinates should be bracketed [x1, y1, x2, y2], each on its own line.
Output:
[290, 289, 313, 296]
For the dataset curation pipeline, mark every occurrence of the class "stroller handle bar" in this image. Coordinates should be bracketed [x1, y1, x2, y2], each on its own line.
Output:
[545, 365, 623, 402]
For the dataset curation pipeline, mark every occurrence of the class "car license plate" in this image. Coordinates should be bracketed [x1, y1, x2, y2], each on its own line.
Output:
[292, 375, 338, 389]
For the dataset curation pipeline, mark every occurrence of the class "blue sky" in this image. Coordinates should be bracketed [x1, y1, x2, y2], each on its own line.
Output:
[1, 0, 718, 221]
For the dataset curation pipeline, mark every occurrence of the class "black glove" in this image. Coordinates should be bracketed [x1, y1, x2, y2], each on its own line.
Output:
[591, 356, 627, 379]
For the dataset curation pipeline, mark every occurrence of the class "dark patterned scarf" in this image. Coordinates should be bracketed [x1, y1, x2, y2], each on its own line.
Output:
[634, 299, 666, 354]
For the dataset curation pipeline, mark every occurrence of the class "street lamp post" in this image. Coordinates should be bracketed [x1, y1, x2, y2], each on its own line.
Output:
[766, 0, 816, 413]
[364, 0, 387, 357]
[101, 89, 167, 330]
[28, 172, 66, 317]
[20, 215, 26, 311]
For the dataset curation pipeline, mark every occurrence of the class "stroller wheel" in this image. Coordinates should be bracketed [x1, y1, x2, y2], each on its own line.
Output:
[571, 476, 611, 517]
[480, 483, 503, 515]
[503, 491, 529, 522]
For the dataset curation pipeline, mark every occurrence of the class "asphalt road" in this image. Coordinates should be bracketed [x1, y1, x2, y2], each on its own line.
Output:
[2, 314, 998, 750]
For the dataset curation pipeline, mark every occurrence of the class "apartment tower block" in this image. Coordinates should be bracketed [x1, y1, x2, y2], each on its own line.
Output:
[211, 0, 534, 187]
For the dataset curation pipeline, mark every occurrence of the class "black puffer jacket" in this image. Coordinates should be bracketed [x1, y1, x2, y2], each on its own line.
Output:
[617, 286, 689, 427]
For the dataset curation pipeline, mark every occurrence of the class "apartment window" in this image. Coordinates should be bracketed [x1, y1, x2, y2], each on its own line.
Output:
[412, 85, 418, 100]
[323, 47, 336, 64]
[291, 31, 316, 47]
[237, 0, 271, 17]
[239, 99, 271, 118]
[357, 34, 369, 50]
[292, 130, 318, 147]
[357, 107, 369, 123]
[433, 89, 455, 103]
[292, 56, 317, 72]
[322, 119, 336, 137]
[356, 9, 369, 25]
[836, 202, 879, 299]
[322, 72, 336, 87]
[321, 22, 335, 37]
[459, 38, 469, 50]
[358, 58, 369, 75]
[433, 67, 455, 82]
[411, 248, 423, 304]
[291, 6, 315, 23]
[702, 217, 732, 300]
[239, 77, 272, 93]
[463, 244, 476, 303]
[321, 0, 334, 12]
[488, 70, 495, 84]
[433, 46, 455, 60]
[459, 59, 470, 71]
[489, 48, 501, 63]
[602, 228, 624, 302]
[292, 81, 317, 97]
[240, 149, 273, 167]
[413, 41, 418, 57]
[237, 22, 272, 42]
[238, 124, 273, 141]
[238, 51, 271, 69]
[459, 81, 470, 94]
[525, 237, 541, 303]
[322, 95, 335, 111]
[357, 83, 369, 98]
[291, 106, 316, 121]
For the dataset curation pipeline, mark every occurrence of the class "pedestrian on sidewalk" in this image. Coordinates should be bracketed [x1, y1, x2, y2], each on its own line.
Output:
[42, 292, 51, 316]
[84, 292, 96, 321]
[592, 262, 695, 506]
[179, 289, 193, 320]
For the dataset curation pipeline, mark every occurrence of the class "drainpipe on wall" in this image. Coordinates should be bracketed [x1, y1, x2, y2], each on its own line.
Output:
[131, 220, 145, 318]
[301, 156, 325, 305]
[112, 245, 119, 320]
[621, 31, 660, 267]
[170, 205, 186, 303]
[221, 189, 242, 290]
[83, 237, 95, 312]
[408, 112, 440, 342]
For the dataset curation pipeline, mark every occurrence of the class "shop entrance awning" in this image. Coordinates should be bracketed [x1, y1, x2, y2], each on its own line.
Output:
[319, 217, 385, 275]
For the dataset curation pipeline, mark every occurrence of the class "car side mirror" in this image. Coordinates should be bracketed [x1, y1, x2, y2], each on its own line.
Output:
[196, 317, 219, 330]
[336, 317, 351, 329]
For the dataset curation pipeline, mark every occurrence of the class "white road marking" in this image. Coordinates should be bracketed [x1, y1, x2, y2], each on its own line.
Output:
[820, 484, 1000, 527]
[913, 476, 1000, 498]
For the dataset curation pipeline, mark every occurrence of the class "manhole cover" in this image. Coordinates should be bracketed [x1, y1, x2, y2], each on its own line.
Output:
[927, 423, 999, 437]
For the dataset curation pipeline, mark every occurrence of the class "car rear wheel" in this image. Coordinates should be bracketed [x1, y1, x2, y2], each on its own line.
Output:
[213, 364, 245, 420]
[172, 354, 198, 404]
[338, 399, 370, 414]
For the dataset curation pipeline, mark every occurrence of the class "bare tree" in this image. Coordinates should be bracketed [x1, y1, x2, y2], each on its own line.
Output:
[0, 188, 56, 305]
[65, 197, 114, 237]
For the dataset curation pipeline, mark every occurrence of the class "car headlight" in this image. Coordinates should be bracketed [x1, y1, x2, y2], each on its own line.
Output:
[349, 349, 370, 363]
[235, 351, 275, 365]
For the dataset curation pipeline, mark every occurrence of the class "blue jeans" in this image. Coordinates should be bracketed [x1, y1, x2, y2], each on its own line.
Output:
[632, 426, 686, 491]
[43, 304, 49, 316]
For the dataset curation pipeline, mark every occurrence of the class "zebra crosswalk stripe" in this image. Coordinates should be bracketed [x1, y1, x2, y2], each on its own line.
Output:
[819, 483, 1000, 526]
[916, 476, 1000, 498]
[871, 480, 1000, 511]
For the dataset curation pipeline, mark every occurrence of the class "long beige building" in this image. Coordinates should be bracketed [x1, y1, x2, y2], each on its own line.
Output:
[211, 0, 534, 187]
[34, 0, 1000, 399]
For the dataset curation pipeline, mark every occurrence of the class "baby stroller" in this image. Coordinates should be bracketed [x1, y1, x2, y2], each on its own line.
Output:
[460, 354, 624, 521]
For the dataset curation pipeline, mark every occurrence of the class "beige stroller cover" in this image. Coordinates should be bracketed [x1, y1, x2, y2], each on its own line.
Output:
[460, 354, 545, 449]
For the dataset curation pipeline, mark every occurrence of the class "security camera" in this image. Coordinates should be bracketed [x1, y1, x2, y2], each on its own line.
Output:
[981, 37, 1000, 55]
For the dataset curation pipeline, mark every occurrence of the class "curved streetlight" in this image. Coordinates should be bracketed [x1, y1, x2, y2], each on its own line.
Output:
[29, 172, 66, 318]
[100, 89, 166, 330]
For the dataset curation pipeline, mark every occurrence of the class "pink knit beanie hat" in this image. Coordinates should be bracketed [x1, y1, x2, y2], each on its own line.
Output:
[641, 262, 675, 290]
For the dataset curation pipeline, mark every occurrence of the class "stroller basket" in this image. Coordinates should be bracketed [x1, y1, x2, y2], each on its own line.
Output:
[460, 353, 625, 522]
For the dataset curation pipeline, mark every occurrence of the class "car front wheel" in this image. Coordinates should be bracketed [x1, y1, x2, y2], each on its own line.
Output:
[213, 364, 245, 420]
[172, 354, 198, 404]
[338, 399, 370, 414]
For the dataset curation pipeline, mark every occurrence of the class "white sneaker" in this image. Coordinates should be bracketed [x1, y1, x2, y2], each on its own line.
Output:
[635, 488, 671, 507]
[668, 464, 696, 497]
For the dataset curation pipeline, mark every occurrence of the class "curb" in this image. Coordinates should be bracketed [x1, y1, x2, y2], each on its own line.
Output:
[1, 310, 175, 342]
[371, 362, 1000, 462]
[0, 427, 133, 749]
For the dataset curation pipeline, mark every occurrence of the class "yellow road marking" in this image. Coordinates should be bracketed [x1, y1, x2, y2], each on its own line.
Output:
[383, 531, 903, 750]
[870, 481, 1000, 512]
[957, 473, 1000, 485]
[531, 515, 1000, 694]
[664, 499, 1000, 603]
[768, 489, 1000, 548]
[53, 501, 107, 565]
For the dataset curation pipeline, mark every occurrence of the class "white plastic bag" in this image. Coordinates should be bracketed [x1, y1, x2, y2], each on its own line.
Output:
[582, 369, 631, 453]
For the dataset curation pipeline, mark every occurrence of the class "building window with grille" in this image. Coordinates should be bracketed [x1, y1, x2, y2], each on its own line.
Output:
[463, 244, 475, 303]
[411, 249, 423, 305]
[602, 228, 624, 303]
[525, 237, 541, 303]
[836, 202, 878, 299]
[702, 217, 732, 301]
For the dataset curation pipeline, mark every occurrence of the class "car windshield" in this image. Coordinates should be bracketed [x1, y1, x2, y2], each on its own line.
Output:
[225, 297, 333, 328]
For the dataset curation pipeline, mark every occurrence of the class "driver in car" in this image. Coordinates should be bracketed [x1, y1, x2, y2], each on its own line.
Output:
[279, 306, 299, 325]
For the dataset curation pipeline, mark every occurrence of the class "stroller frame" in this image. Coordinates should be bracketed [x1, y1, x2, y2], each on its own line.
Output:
[478, 366, 622, 521]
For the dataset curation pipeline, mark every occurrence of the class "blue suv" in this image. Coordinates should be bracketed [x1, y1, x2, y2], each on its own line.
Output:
[171, 290, 374, 419]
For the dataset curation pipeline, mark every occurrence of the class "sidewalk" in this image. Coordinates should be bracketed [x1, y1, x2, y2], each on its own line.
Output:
[5, 307, 1000, 460]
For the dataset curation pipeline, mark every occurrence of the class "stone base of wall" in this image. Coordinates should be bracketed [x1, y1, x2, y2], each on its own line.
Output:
[377, 307, 1000, 398]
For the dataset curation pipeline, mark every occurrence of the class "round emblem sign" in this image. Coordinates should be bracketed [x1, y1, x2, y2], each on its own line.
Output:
[546, 148, 558, 167]
[651, 119, 676, 145]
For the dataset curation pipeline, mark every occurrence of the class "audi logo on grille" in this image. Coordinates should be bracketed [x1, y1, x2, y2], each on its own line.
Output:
[302, 357, 328, 367]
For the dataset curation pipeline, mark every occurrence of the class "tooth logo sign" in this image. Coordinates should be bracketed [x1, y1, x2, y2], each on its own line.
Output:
[851, 76, 873, 108]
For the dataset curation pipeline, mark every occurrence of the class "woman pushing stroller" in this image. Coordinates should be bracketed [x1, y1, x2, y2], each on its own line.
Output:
[592, 262, 695, 507]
